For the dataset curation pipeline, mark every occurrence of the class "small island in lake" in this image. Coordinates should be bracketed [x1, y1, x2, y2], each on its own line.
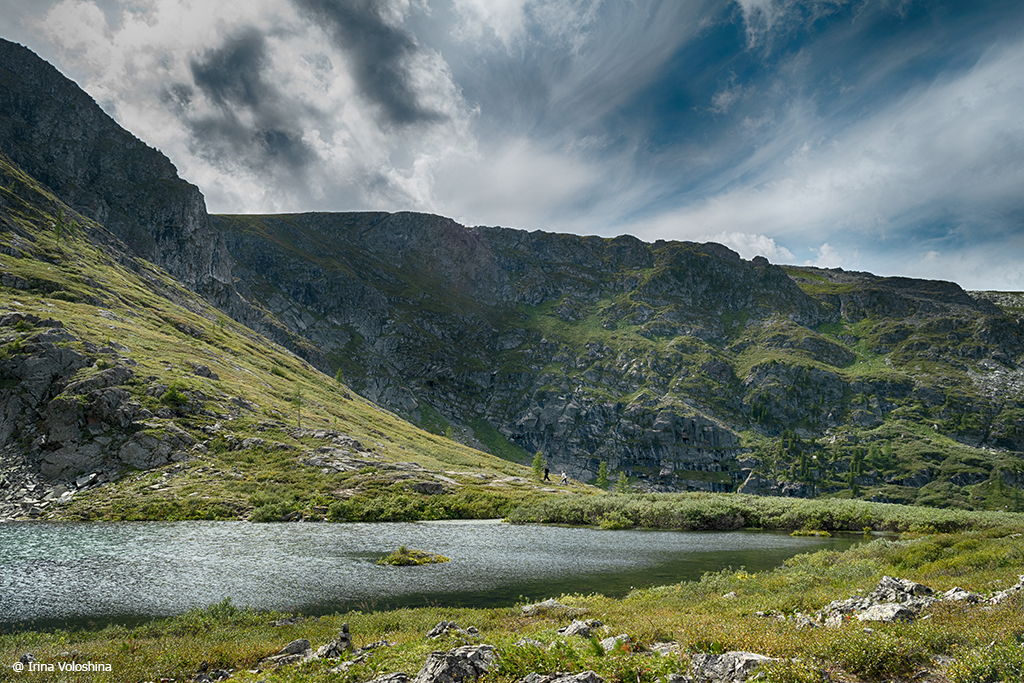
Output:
[377, 546, 451, 566]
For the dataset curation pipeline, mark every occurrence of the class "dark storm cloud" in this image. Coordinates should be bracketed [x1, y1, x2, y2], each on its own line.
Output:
[291, 0, 443, 125]
[191, 27, 271, 110]
[174, 27, 317, 173]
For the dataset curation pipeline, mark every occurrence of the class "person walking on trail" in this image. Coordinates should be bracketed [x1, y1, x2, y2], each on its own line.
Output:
[560, 471, 568, 485]
[543, 467, 550, 481]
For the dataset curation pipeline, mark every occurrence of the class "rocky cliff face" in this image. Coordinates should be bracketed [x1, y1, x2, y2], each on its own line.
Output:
[0, 39, 328, 368]
[0, 40, 229, 292]
[211, 212, 1024, 500]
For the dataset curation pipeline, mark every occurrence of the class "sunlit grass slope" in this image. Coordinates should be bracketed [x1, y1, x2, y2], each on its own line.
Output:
[1, 150, 577, 521]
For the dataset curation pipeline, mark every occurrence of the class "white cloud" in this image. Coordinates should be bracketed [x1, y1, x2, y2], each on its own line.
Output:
[34, 0, 478, 215]
[805, 243, 842, 268]
[710, 79, 745, 114]
[450, 0, 600, 51]
[430, 136, 602, 230]
[629, 40, 1024, 269]
[705, 232, 795, 263]
[736, 0, 855, 49]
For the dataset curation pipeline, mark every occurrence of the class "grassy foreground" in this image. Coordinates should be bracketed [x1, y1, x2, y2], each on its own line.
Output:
[2, 528, 1023, 683]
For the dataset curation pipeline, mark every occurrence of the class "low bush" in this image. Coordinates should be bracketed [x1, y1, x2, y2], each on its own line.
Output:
[948, 639, 1024, 683]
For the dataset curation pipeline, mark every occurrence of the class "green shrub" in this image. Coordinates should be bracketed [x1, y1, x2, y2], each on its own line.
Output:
[598, 510, 632, 530]
[376, 546, 450, 566]
[249, 501, 297, 522]
[948, 640, 1024, 683]
[819, 629, 927, 679]
[160, 381, 189, 407]
[761, 659, 827, 683]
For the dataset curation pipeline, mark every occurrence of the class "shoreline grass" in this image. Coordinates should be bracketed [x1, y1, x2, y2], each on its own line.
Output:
[503, 492, 1024, 534]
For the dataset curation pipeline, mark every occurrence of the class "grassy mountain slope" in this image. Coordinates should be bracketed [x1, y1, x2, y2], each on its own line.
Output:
[1, 150, 553, 521]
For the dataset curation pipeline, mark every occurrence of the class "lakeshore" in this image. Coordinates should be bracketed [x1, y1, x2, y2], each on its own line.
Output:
[1, 521, 1023, 683]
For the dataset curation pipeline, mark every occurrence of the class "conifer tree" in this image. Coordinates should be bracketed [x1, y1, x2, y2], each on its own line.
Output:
[532, 451, 544, 481]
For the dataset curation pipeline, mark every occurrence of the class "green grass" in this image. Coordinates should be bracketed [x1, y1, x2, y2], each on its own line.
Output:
[376, 546, 450, 566]
[470, 418, 531, 463]
[504, 492, 1024, 533]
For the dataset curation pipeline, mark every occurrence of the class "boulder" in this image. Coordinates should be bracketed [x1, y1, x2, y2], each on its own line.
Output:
[689, 652, 776, 683]
[818, 576, 938, 624]
[856, 603, 915, 623]
[413, 645, 497, 683]
[990, 575, 1024, 604]
[410, 481, 446, 495]
[869, 576, 933, 602]
[369, 675, 410, 683]
[520, 599, 585, 618]
[313, 623, 352, 659]
[426, 621, 463, 638]
[256, 638, 312, 669]
[599, 634, 631, 653]
[942, 587, 982, 603]
[520, 672, 605, 683]
[514, 638, 545, 649]
[557, 620, 602, 638]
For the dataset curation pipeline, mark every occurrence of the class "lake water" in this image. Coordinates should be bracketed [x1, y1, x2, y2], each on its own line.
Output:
[0, 520, 862, 628]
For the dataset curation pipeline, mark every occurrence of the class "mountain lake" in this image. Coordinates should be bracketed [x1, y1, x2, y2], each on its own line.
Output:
[0, 520, 864, 628]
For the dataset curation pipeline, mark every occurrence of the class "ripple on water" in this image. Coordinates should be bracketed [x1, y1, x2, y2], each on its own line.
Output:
[0, 520, 861, 626]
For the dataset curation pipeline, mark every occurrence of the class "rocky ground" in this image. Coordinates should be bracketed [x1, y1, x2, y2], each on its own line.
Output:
[16, 574, 1021, 683]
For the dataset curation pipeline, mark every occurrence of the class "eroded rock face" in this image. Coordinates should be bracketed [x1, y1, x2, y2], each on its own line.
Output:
[0, 313, 198, 517]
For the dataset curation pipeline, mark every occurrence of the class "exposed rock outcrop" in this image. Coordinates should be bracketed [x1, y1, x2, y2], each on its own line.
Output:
[687, 651, 777, 683]
[0, 312, 198, 519]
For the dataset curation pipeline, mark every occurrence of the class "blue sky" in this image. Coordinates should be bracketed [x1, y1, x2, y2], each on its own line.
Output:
[2, 0, 1023, 290]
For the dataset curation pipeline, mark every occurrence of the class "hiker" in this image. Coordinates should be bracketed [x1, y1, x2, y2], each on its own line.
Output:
[560, 471, 568, 485]
[543, 467, 550, 481]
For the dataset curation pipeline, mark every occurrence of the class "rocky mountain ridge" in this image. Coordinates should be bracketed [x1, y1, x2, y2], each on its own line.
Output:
[212, 212, 1024, 507]
[2, 38, 1023, 511]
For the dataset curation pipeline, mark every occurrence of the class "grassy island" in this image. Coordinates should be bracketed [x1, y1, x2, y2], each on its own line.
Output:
[377, 546, 451, 566]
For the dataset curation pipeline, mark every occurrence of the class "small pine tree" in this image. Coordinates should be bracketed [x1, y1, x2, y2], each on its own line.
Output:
[596, 461, 609, 489]
[532, 451, 544, 481]
[614, 471, 630, 494]
[335, 367, 344, 385]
